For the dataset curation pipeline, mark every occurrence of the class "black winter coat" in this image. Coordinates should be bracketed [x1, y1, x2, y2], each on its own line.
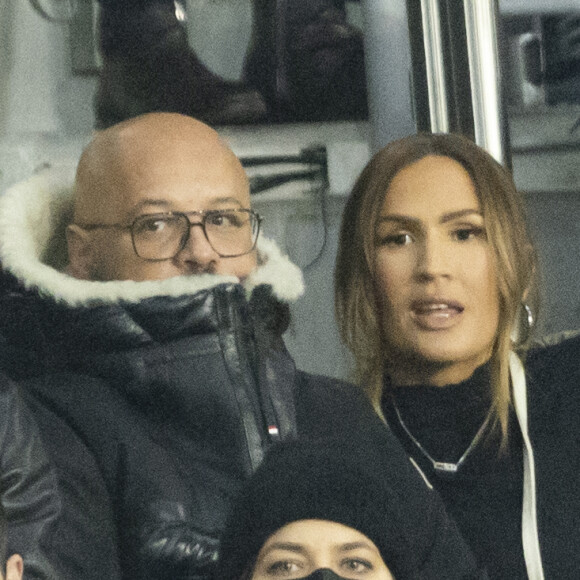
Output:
[523, 332, 580, 578]
[0, 376, 120, 580]
[0, 377, 73, 580]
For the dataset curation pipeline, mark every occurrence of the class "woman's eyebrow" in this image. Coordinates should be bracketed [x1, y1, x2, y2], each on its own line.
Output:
[261, 542, 306, 556]
[376, 214, 419, 225]
[439, 209, 482, 224]
[377, 209, 482, 225]
[338, 541, 375, 553]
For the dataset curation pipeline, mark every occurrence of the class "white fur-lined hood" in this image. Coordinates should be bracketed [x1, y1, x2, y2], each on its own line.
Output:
[0, 168, 304, 307]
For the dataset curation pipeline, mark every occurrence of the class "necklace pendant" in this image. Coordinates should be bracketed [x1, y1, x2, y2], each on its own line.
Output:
[433, 461, 459, 473]
[392, 399, 492, 478]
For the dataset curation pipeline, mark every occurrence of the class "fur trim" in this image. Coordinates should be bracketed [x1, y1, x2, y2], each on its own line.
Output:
[0, 168, 304, 307]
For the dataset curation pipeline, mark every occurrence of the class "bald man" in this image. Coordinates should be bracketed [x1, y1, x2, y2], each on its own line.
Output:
[67, 114, 256, 282]
[0, 113, 463, 580]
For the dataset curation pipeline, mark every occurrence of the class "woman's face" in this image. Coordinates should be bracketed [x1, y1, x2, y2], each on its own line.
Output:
[373, 155, 500, 386]
[251, 519, 394, 579]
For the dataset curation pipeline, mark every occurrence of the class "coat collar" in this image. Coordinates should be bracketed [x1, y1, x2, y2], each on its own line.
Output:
[0, 168, 304, 307]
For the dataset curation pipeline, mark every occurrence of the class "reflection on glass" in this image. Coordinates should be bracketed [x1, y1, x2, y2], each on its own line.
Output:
[91, 0, 368, 128]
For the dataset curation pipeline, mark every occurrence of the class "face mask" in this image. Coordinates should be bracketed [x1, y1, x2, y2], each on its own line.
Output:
[297, 569, 352, 580]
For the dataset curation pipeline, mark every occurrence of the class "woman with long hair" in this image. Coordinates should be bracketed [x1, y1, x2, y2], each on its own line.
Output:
[335, 132, 580, 579]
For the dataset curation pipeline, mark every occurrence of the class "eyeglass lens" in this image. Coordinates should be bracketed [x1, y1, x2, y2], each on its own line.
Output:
[132, 211, 258, 260]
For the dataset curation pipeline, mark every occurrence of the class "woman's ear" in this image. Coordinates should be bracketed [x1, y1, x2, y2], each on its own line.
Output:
[5, 554, 23, 580]
[66, 224, 93, 280]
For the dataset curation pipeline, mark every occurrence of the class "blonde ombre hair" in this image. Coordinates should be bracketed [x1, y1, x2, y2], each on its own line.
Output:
[335, 133, 538, 444]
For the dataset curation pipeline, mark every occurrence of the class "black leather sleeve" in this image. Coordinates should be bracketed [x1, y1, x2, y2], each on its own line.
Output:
[0, 377, 61, 579]
[118, 444, 228, 580]
[17, 384, 122, 580]
[135, 503, 220, 580]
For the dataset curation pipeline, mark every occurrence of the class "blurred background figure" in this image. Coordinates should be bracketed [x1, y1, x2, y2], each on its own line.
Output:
[95, 0, 367, 128]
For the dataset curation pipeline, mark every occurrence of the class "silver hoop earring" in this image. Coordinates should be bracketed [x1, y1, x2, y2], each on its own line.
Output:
[512, 302, 534, 346]
[524, 303, 534, 331]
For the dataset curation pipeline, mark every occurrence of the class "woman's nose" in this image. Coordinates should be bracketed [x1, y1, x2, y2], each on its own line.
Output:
[415, 234, 451, 280]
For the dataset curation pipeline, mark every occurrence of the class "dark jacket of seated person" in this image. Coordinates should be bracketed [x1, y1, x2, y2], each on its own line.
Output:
[0, 501, 22, 580]
[0, 374, 118, 580]
[0, 113, 471, 580]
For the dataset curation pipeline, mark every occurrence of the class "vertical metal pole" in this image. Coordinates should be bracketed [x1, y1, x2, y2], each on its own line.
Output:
[364, 0, 509, 164]
[463, 0, 507, 164]
[420, 0, 449, 133]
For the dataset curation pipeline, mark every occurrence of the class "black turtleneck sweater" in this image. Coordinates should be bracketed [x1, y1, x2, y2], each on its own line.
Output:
[382, 364, 527, 579]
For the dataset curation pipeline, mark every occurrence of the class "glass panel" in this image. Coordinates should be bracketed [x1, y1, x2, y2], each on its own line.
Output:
[183, 0, 369, 124]
[498, 2, 580, 335]
[68, 0, 370, 126]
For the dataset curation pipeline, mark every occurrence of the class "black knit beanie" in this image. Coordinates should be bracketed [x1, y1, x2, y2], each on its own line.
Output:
[216, 438, 487, 580]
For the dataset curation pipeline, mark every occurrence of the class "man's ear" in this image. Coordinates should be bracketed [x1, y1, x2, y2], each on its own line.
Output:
[5, 554, 23, 580]
[66, 224, 93, 280]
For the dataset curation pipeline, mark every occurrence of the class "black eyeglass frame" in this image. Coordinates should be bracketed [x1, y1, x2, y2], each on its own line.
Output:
[75, 209, 263, 261]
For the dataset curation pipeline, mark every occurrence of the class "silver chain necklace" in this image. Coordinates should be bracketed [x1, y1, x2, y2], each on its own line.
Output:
[392, 399, 492, 474]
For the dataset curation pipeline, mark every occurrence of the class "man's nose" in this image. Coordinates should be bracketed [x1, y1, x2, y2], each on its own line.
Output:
[175, 222, 219, 270]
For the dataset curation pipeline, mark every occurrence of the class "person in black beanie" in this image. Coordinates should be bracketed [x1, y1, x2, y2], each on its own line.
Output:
[217, 438, 488, 580]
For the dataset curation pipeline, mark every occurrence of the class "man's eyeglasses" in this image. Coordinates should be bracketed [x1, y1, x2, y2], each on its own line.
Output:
[76, 209, 262, 261]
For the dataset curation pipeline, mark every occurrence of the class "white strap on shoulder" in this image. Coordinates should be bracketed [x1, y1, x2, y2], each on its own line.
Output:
[510, 352, 545, 580]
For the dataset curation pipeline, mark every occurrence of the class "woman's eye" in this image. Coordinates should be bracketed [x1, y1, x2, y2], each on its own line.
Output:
[452, 226, 486, 241]
[341, 558, 373, 573]
[265, 560, 301, 576]
[377, 233, 413, 246]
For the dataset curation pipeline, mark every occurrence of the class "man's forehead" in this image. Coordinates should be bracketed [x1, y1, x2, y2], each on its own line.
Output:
[132, 195, 247, 210]
[74, 123, 249, 222]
